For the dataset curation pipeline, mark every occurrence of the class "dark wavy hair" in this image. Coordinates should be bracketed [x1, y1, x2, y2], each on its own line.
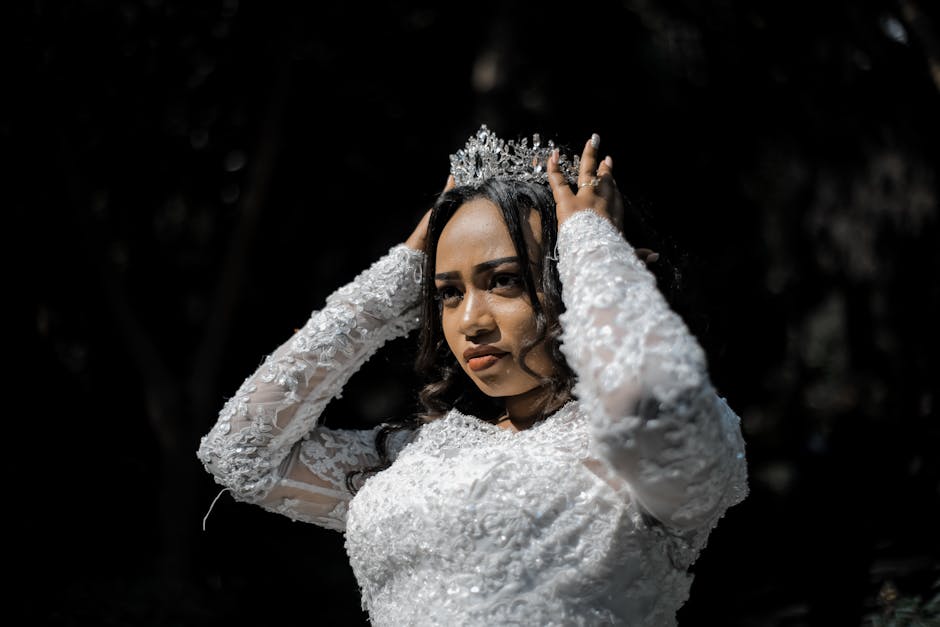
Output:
[415, 178, 576, 422]
[345, 178, 576, 491]
[345, 176, 688, 493]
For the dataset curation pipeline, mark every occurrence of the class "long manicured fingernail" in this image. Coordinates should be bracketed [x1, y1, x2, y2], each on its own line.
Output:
[605, 156, 613, 167]
[590, 133, 600, 149]
[552, 148, 559, 164]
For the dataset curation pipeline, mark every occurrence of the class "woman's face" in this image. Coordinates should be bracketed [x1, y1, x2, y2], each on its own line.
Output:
[434, 198, 555, 400]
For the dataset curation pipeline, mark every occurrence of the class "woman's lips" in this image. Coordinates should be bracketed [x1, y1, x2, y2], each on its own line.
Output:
[467, 353, 506, 372]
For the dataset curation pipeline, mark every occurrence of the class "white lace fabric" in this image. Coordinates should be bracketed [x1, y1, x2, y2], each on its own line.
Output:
[197, 211, 748, 626]
[197, 243, 425, 530]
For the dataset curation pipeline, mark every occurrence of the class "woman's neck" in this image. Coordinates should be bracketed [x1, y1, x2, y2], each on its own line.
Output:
[498, 386, 553, 432]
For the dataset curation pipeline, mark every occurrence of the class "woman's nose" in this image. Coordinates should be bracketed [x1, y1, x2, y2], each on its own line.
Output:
[457, 289, 495, 338]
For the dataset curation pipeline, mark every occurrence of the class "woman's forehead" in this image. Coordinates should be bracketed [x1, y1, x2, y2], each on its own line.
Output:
[436, 199, 542, 270]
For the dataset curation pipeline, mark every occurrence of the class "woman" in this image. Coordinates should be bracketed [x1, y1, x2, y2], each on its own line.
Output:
[198, 126, 748, 626]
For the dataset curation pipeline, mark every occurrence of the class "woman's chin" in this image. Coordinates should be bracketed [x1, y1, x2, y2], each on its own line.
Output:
[472, 380, 544, 401]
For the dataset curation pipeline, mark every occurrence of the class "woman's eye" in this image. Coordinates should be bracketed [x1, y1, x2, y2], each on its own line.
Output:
[436, 286, 462, 305]
[491, 273, 522, 291]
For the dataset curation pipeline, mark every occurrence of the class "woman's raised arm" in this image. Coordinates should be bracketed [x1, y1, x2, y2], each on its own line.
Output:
[197, 242, 425, 529]
[547, 136, 748, 531]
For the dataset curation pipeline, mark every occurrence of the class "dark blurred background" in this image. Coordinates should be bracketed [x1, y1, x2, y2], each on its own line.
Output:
[13, 0, 940, 625]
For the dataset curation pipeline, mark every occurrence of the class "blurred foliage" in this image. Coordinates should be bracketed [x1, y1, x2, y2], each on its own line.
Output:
[864, 578, 940, 626]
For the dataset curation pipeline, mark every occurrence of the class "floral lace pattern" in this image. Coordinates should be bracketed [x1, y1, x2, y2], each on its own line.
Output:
[197, 244, 424, 528]
[556, 211, 749, 528]
[197, 212, 748, 626]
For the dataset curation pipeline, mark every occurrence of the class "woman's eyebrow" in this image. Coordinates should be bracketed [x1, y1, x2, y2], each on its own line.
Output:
[435, 256, 520, 281]
[474, 256, 520, 272]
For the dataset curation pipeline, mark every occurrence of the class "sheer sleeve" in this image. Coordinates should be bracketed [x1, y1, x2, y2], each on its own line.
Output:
[197, 244, 424, 531]
[556, 211, 748, 530]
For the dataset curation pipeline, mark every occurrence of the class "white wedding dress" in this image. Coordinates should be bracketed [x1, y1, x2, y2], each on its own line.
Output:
[198, 210, 749, 626]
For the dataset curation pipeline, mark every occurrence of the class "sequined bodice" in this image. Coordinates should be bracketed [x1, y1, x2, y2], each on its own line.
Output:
[346, 403, 735, 626]
[198, 211, 748, 626]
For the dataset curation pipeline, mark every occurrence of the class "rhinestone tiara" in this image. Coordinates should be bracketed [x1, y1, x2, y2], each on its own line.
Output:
[449, 124, 581, 187]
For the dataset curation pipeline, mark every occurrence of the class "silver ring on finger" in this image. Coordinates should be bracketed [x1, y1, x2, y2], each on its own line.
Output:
[579, 177, 600, 189]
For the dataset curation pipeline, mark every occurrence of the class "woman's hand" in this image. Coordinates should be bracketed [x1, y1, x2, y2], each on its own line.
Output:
[405, 175, 456, 251]
[546, 133, 624, 230]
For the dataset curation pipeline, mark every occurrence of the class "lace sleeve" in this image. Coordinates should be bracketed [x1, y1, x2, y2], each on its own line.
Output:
[197, 244, 425, 531]
[556, 211, 748, 530]
[258, 424, 415, 531]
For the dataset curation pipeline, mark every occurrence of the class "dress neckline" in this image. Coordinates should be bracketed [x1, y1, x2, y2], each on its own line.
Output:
[445, 399, 579, 439]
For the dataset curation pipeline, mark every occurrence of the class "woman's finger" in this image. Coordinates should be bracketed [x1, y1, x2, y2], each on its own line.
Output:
[595, 155, 618, 198]
[635, 247, 659, 263]
[577, 133, 601, 189]
[595, 154, 625, 229]
[596, 155, 613, 180]
[404, 208, 433, 251]
[546, 148, 575, 204]
[444, 174, 456, 192]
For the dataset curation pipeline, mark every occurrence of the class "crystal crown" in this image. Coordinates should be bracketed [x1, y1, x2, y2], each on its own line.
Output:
[449, 125, 581, 187]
